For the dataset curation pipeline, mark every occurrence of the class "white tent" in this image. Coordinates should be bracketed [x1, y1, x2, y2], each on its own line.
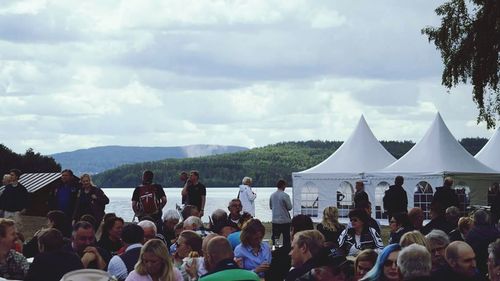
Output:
[292, 116, 396, 218]
[475, 127, 500, 172]
[367, 113, 500, 219]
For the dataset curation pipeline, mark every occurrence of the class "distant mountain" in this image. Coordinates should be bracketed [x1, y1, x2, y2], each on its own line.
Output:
[51, 145, 248, 175]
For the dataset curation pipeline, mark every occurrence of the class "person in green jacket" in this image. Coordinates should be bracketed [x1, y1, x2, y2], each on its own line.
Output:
[200, 236, 259, 281]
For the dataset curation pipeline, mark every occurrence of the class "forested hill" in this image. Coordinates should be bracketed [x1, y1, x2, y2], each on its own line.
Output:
[93, 138, 488, 188]
[0, 145, 60, 175]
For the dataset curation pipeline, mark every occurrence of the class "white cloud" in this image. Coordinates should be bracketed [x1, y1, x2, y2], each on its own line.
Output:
[0, 0, 493, 156]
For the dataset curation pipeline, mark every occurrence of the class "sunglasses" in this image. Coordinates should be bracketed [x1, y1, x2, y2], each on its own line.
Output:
[384, 259, 397, 267]
[350, 218, 359, 222]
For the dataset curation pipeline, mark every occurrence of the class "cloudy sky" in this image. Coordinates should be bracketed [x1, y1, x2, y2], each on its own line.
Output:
[0, 1, 493, 155]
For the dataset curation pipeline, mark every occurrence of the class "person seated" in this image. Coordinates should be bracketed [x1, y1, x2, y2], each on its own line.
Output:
[465, 209, 500, 278]
[397, 244, 432, 281]
[421, 202, 455, 235]
[286, 230, 325, 281]
[212, 220, 238, 237]
[200, 236, 259, 281]
[227, 199, 243, 224]
[432, 241, 483, 281]
[446, 206, 461, 228]
[23, 210, 72, 258]
[97, 216, 124, 255]
[138, 220, 167, 244]
[227, 211, 254, 250]
[316, 206, 345, 249]
[425, 229, 450, 274]
[338, 209, 383, 257]
[298, 251, 354, 281]
[358, 243, 401, 281]
[125, 239, 182, 281]
[108, 224, 144, 281]
[388, 212, 413, 244]
[267, 214, 314, 281]
[354, 249, 378, 281]
[25, 228, 83, 281]
[66, 220, 111, 270]
[488, 239, 500, 281]
[208, 209, 228, 232]
[357, 200, 381, 234]
[234, 218, 272, 278]
[174, 230, 203, 269]
[162, 209, 181, 248]
[169, 222, 184, 255]
[183, 216, 212, 238]
[181, 205, 200, 221]
[408, 207, 424, 231]
[399, 230, 430, 250]
[0, 219, 29, 279]
[449, 216, 474, 242]
[181, 233, 218, 281]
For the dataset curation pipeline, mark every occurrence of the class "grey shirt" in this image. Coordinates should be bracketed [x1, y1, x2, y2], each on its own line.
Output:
[269, 189, 292, 224]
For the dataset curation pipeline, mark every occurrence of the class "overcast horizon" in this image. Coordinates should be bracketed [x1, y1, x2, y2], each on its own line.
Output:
[1, 1, 496, 155]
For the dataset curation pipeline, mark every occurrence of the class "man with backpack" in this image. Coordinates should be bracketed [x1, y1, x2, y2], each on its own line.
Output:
[131, 170, 167, 230]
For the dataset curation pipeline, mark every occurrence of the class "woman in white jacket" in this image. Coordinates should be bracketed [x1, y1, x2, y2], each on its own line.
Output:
[239, 177, 257, 216]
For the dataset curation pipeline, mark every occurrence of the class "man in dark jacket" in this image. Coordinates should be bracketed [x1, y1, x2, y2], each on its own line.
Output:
[383, 176, 408, 224]
[25, 228, 83, 281]
[0, 169, 29, 232]
[354, 181, 369, 208]
[465, 210, 500, 278]
[432, 241, 484, 281]
[432, 177, 459, 213]
[48, 169, 79, 219]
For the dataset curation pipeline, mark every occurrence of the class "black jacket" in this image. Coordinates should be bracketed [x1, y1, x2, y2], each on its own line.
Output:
[25, 250, 83, 281]
[0, 183, 29, 212]
[383, 185, 408, 215]
[432, 186, 459, 211]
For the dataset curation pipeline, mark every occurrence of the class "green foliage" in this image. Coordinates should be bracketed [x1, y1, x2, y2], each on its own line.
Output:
[422, 0, 500, 128]
[93, 138, 489, 188]
[0, 145, 61, 175]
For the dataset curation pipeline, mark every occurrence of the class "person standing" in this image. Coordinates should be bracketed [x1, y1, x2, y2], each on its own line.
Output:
[354, 181, 369, 208]
[432, 177, 459, 213]
[132, 170, 167, 230]
[238, 176, 256, 216]
[0, 169, 29, 231]
[72, 173, 109, 224]
[383, 175, 408, 224]
[181, 170, 206, 218]
[48, 169, 79, 219]
[179, 171, 189, 205]
[270, 179, 292, 249]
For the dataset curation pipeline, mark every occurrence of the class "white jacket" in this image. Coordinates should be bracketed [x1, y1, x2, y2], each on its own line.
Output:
[239, 184, 256, 216]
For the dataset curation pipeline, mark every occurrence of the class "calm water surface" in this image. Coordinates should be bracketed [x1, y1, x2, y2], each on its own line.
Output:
[103, 187, 293, 223]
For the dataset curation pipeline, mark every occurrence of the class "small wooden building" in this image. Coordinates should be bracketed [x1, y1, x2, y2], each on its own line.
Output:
[13, 172, 79, 216]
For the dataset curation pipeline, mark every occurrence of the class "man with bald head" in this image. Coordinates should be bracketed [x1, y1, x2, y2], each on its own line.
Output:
[432, 241, 482, 281]
[200, 236, 259, 281]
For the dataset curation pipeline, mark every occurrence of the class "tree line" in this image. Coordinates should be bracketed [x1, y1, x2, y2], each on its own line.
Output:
[92, 138, 488, 188]
[0, 145, 60, 176]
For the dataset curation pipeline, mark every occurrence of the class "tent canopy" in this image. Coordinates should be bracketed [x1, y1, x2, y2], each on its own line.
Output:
[475, 127, 500, 172]
[380, 113, 497, 174]
[298, 115, 396, 174]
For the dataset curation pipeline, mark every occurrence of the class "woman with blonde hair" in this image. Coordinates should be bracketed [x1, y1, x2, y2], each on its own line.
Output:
[126, 239, 182, 281]
[73, 173, 109, 225]
[399, 230, 430, 251]
[316, 206, 345, 248]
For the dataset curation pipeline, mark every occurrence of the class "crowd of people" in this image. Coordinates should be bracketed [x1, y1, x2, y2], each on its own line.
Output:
[0, 169, 499, 281]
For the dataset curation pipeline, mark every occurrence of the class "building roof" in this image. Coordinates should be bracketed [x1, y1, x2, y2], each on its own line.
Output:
[19, 172, 61, 193]
[381, 113, 497, 174]
[298, 115, 396, 174]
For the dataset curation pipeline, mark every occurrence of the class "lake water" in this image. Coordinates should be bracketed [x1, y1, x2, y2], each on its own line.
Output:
[103, 187, 293, 223]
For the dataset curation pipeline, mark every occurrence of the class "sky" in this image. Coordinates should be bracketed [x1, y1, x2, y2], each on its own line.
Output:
[0, 0, 495, 155]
